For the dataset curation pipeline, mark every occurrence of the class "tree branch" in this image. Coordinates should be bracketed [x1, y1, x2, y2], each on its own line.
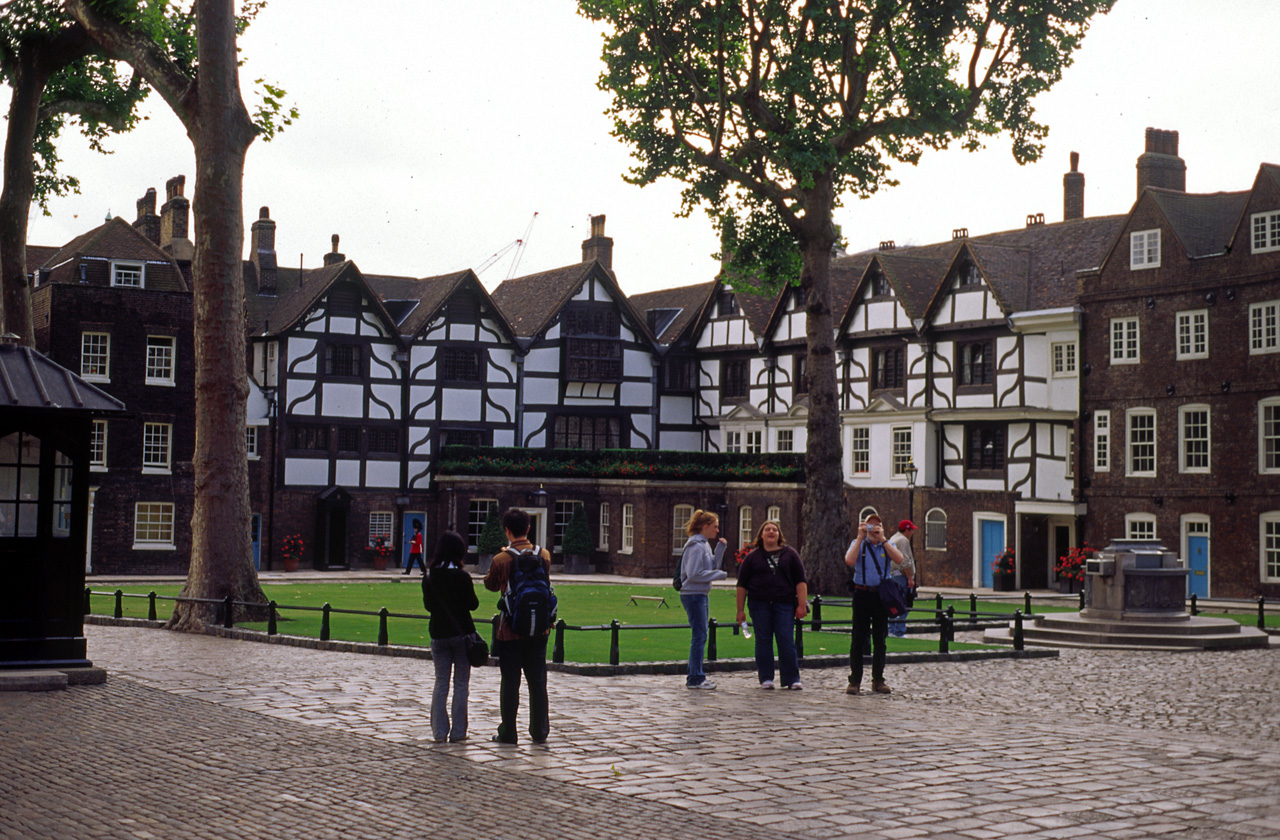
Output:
[39, 97, 131, 129]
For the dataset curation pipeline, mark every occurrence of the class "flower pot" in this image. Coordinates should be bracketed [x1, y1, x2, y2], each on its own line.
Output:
[1058, 577, 1082, 594]
[477, 554, 494, 574]
[282, 554, 299, 573]
[993, 571, 1016, 592]
[372, 555, 388, 571]
[564, 554, 591, 575]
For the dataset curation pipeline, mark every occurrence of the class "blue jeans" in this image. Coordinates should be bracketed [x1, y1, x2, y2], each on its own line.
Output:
[887, 574, 909, 637]
[680, 593, 709, 685]
[430, 634, 471, 741]
[747, 598, 800, 687]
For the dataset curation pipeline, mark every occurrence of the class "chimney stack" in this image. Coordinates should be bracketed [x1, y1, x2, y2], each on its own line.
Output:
[133, 187, 161, 244]
[1136, 128, 1185, 197]
[323, 234, 345, 266]
[581, 214, 613, 269]
[160, 175, 194, 262]
[251, 206, 278, 295]
[1063, 151, 1084, 221]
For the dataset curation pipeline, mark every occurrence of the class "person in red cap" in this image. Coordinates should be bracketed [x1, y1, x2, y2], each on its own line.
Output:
[886, 520, 918, 638]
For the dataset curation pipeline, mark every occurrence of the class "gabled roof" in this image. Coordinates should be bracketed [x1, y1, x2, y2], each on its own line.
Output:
[735, 285, 780, 337]
[370, 269, 519, 345]
[630, 281, 716, 345]
[251, 261, 402, 340]
[0, 343, 125, 413]
[1147, 188, 1250, 259]
[492, 260, 653, 347]
[36, 217, 188, 291]
[26, 245, 59, 272]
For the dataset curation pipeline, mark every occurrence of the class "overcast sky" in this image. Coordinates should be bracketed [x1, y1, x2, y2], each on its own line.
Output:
[21, 0, 1280, 296]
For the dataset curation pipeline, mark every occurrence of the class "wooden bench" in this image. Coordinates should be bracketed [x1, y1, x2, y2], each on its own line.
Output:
[627, 595, 669, 609]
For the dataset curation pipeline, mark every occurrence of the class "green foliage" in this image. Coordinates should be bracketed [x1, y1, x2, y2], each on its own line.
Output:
[477, 510, 506, 555]
[562, 504, 594, 556]
[438, 445, 805, 483]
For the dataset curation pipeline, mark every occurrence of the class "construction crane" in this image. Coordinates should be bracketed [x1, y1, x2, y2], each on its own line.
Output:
[474, 212, 538, 282]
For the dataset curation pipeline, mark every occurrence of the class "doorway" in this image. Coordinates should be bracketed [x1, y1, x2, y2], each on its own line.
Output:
[976, 515, 1006, 588]
[402, 511, 426, 571]
[1183, 516, 1209, 598]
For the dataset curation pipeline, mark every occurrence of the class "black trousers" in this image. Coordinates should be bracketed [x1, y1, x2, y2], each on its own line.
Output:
[850, 588, 888, 686]
[495, 634, 549, 743]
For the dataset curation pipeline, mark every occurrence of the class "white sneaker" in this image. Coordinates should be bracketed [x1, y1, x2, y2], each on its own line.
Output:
[760, 680, 775, 690]
[688, 680, 717, 690]
[787, 682, 804, 690]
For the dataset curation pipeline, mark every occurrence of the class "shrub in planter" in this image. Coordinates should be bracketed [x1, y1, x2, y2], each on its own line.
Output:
[477, 510, 505, 574]
[561, 504, 593, 574]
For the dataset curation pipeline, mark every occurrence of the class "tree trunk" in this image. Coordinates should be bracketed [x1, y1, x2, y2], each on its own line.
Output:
[0, 61, 49, 346]
[795, 182, 850, 595]
[168, 0, 266, 629]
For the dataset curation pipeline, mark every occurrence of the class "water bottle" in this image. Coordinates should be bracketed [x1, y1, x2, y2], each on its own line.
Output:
[740, 621, 752, 639]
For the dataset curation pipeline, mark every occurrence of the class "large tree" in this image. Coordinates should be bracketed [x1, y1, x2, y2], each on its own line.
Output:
[579, 0, 1115, 592]
[67, 0, 293, 629]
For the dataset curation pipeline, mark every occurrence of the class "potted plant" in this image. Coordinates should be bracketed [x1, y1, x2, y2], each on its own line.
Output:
[280, 533, 305, 573]
[1055, 543, 1090, 593]
[365, 535, 394, 571]
[561, 505, 593, 574]
[476, 510, 505, 574]
[991, 546, 1016, 591]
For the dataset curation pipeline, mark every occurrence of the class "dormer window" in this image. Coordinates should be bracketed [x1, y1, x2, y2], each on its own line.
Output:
[793, 287, 808, 309]
[1252, 211, 1280, 254]
[111, 261, 144, 288]
[957, 262, 982, 287]
[717, 290, 739, 317]
[869, 272, 891, 297]
[1130, 229, 1161, 269]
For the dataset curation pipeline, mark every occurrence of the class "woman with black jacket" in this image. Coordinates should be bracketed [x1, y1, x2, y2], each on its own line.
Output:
[421, 531, 479, 743]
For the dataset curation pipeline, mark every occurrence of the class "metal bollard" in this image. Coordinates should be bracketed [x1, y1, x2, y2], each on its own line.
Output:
[1024, 591, 1033, 616]
[1013, 609, 1024, 651]
[377, 607, 389, 646]
[939, 613, 951, 654]
[223, 595, 234, 628]
[1259, 596, 1267, 631]
[148, 591, 157, 622]
[320, 603, 331, 641]
[935, 593, 944, 613]
[812, 595, 823, 632]
[1079, 589, 1085, 610]
[83, 587, 91, 617]
[114, 589, 124, 620]
[267, 600, 278, 636]
[946, 606, 955, 642]
[1190, 593, 1198, 616]
[707, 617, 718, 661]
[609, 619, 620, 666]
[969, 592, 977, 619]
[553, 618, 566, 664]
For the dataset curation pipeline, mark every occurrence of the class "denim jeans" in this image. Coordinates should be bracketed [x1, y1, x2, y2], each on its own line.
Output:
[887, 574, 909, 637]
[850, 588, 888, 686]
[430, 634, 471, 741]
[680, 593, 710, 686]
[494, 634, 549, 743]
[747, 598, 800, 687]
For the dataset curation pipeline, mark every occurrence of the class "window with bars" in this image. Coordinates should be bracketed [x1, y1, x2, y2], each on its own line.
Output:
[369, 512, 394, 547]
[145, 336, 176, 385]
[1127, 409, 1156, 476]
[622, 504, 634, 551]
[81, 332, 110, 380]
[327, 284, 362, 316]
[441, 347, 481, 381]
[441, 428, 488, 448]
[325, 343, 363, 376]
[925, 508, 947, 551]
[91, 420, 108, 469]
[467, 499, 498, 552]
[957, 341, 993, 386]
[873, 347, 904, 390]
[598, 503, 610, 550]
[721, 359, 748, 400]
[1176, 310, 1209, 360]
[134, 502, 175, 547]
[1260, 399, 1280, 474]
[1179, 406, 1210, 473]
[553, 415, 620, 450]
[672, 504, 694, 554]
[337, 427, 360, 453]
[368, 428, 399, 454]
[1251, 211, 1280, 254]
[1110, 318, 1140, 363]
[1129, 229, 1161, 269]
[891, 427, 912, 477]
[1094, 411, 1111, 472]
[851, 427, 870, 474]
[1249, 301, 1279, 354]
[967, 424, 1005, 471]
[563, 306, 621, 382]
[290, 424, 328, 451]
[142, 423, 172, 471]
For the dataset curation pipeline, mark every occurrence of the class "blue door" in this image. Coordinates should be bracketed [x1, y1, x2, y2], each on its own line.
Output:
[980, 519, 1004, 589]
[1187, 534, 1209, 598]
[402, 512, 426, 571]
[250, 514, 261, 571]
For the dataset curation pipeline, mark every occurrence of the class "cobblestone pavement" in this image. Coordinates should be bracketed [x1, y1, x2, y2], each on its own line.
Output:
[3, 625, 1278, 839]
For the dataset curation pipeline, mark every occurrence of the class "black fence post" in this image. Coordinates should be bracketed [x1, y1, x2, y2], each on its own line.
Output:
[268, 601, 278, 636]
[812, 595, 823, 632]
[1024, 592, 1033, 616]
[1079, 589, 1085, 610]
[553, 618, 566, 664]
[147, 591, 157, 622]
[935, 593, 944, 613]
[223, 595, 234, 629]
[1189, 593, 1198, 616]
[83, 587, 91, 617]
[378, 607, 389, 646]
[795, 614, 805, 660]
[1013, 609, 1024, 651]
[969, 592, 977, 619]
[1259, 596, 1267, 631]
[320, 603, 331, 641]
[707, 617, 719, 662]
[609, 619, 620, 666]
[946, 606, 955, 642]
[114, 589, 124, 620]
[939, 612, 951, 654]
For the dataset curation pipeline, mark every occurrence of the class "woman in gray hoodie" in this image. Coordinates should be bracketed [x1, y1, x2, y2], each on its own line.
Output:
[679, 509, 727, 689]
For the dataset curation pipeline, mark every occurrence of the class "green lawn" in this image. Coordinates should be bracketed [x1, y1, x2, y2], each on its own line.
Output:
[92, 581, 1005, 663]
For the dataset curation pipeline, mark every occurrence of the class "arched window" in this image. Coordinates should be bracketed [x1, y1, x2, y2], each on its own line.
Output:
[738, 506, 753, 549]
[925, 508, 947, 551]
[767, 505, 782, 524]
[858, 506, 879, 525]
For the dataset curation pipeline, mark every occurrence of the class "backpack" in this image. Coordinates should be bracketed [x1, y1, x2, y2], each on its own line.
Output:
[501, 545, 558, 636]
[672, 555, 683, 592]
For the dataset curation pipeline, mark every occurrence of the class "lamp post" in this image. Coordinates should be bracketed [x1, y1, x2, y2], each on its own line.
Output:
[904, 459, 918, 529]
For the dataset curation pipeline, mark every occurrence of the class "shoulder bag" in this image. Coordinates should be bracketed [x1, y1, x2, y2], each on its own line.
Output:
[430, 567, 489, 667]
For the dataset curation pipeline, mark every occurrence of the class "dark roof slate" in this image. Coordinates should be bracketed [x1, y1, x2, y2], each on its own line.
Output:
[36, 217, 188, 292]
[0, 343, 125, 413]
[630, 281, 715, 344]
[491, 263, 597, 337]
[1147, 188, 1250, 258]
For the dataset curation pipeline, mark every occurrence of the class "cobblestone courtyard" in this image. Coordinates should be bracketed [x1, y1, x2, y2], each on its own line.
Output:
[2, 625, 1277, 839]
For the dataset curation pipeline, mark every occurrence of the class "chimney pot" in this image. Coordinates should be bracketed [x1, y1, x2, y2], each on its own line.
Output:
[879, 240, 895, 251]
[160, 174, 193, 261]
[133, 187, 161, 244]
[952, 228, 968, 240]
[1137, 127, 1185, 197]
[1064, 151, 1085, 221]
[581, 214, 614, 269]
[251, 206, 278, 295]
[323, 233, 345, 266]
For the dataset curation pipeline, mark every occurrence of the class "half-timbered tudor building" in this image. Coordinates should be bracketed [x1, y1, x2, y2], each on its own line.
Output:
[1078, 130, 1280, 599]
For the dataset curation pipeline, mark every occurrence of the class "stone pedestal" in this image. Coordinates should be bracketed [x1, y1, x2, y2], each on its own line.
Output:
[1082, 540, 1189, 622]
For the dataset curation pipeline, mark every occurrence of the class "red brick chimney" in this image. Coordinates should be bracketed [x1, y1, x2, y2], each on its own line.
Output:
[133, 187, 161, 245]
[251, 206, 278, 295]
[323, 234, 345, 266]
[581, 214, 613, 269]
[160, 175, 194, 262]
[1063, 152, 1084, 221]
[1136, 128, 1185, 197]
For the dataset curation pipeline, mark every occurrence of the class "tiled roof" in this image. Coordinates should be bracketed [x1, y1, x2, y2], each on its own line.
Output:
[1148, 189, 1250, 258]
[36, 217, 188, 292]
[26, 245, 59, 271]
[491, 262, 597, 337]
[630, 281, 715, 344]
[734, 285, 779, 336]
[874, 252, 952, 321]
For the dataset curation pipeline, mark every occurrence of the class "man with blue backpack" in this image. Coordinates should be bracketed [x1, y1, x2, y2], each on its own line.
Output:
[483, 508, 556, 745]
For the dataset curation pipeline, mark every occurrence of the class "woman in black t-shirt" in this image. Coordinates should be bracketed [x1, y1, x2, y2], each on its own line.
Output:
[421, 531, 479, 742]
[735, 521, 808, 690]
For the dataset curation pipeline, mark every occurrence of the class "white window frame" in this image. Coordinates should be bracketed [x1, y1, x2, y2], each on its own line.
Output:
[1065, 427, 1075, 479]
[672, 504, 694, 555]
[850, 426, 870, 474]
[81, 332, 110, 382]
[857, 506, 879, 525]
[245, 426, 260, 460]
[1260, 397, 1280, 475]
[1178, 404, 1211, 474]
[90, 420, 108, 471]
[776, 429, 794, 453]
[1126, 408, 1156, 477]
[891, 426, 912, 478]
[925, 507, 947, 552]
[111, 260, 145, 288]
[1129, 229, 1161, 269]
[145, 335, 177, 386]
[1251, 211, 1280, 254]
[553, 500, 580, 551]
[621, 503, 634, 553]
[738, 506, 753, 550]
[1051, 341, 1077, 376]
[1261, 512, 1280, 583]
[141, 422, 172, 473]
[1110, 318, 1140, 364]
[467, 498, 498, 553]
[598, 503, 610, 550]
[724, 430, 742, 453]
[1125, 513, 1157, 541]
[1093, 410, 1111, 472]
[767, 505, 781, 524]
[368, 511, 394, 547]
[745, 429, 763, 454]
[1249, 301, 1279, 355]
[1175, 310, 1209, 360]
[133, 502, 175, 549]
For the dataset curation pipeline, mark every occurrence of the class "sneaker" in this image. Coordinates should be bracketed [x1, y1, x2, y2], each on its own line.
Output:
[873, 681, 892, 694]
[491, 733, 517, 745]
[760, 680, 775, 690]
[846, 684, 860, 695]
[687, 680, 717, 690]
[786, 682, 803, 690]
